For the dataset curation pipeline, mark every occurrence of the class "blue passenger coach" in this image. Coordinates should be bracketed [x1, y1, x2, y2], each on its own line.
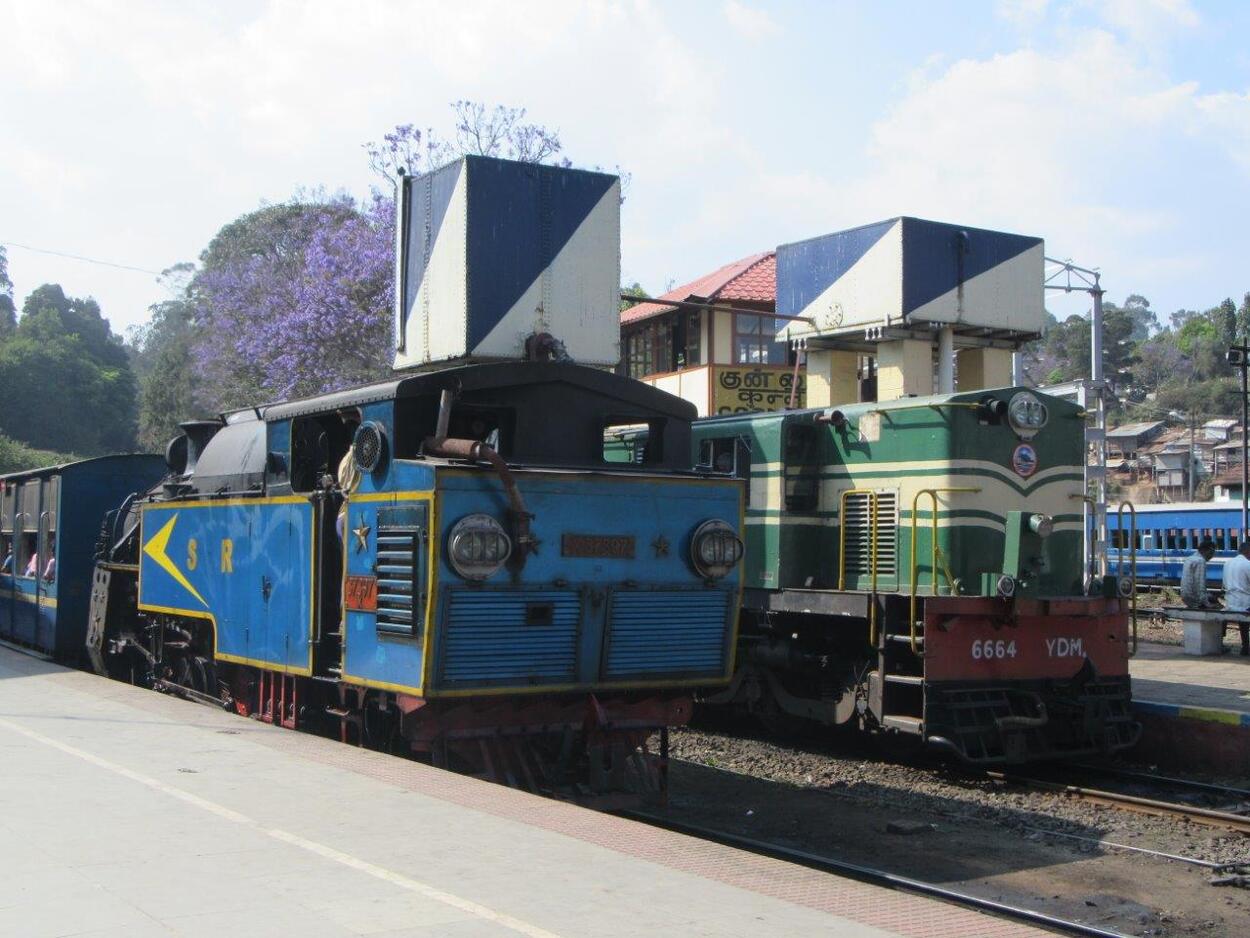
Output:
[1106, 501, 1244, 586]
[0, 455, 166, 659]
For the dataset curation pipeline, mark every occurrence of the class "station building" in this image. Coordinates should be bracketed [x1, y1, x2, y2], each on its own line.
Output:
[620, 218, 1046, 417]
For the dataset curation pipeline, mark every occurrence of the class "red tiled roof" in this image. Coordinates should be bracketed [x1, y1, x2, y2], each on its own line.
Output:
[620, 251, 775, 325]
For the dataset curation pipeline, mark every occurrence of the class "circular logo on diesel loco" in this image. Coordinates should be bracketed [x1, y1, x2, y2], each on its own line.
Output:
[1011, 443, 1039, 478]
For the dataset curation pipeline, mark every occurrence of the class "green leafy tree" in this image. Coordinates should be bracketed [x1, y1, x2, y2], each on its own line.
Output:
[0, 246, 15, 337]
[1238, 292, 1250, 347]
[0, 285, 139, 454]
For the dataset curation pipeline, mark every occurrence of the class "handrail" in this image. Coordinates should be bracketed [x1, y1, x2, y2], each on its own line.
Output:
[875, 402, 985, 419]
[1071, 493, 1097, 590]
[35, 509, 50, 613]
[909, 487, 982, 655]
[838, 488, 879, 646]
[1117, 501, 1138, 656]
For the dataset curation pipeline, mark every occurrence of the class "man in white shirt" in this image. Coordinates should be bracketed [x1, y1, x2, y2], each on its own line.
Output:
[1221, 541, 1250, 656]
[1181, 539, 1217, 608]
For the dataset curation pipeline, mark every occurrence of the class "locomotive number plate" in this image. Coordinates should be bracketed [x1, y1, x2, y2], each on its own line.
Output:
[345, 575, 378, 612]
[561, 534, 635, 559]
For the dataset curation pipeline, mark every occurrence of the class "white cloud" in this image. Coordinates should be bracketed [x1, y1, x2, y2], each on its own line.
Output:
[723, 1, 780, 40]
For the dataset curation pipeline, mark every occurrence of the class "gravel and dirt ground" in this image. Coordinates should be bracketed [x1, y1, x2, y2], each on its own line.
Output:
[653, 722, 1250, 937]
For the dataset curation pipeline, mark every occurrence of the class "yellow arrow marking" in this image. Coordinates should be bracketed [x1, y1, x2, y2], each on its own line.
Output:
[143, 514, 208, 608]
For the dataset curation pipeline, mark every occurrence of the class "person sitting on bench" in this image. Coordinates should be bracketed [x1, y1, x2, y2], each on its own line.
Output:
[1181, 539, 1218, 609]
[1221, 540, 1250, 656]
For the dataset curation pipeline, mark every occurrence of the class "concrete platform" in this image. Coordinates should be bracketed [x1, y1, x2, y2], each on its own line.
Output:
[0, 647, 1044, 938]
[1128, 641, 1250, 772]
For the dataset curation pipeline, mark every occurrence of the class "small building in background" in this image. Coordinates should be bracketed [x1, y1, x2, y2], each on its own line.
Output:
[1106, 421, 1165, 461]
[619, 252, 804, 417]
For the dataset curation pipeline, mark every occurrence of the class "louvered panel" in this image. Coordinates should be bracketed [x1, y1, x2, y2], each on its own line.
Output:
[441, 590, 580, 684]
[376, 511, 424, 637]
[605, 589, 731, 678]
[843, 490, 898, 578]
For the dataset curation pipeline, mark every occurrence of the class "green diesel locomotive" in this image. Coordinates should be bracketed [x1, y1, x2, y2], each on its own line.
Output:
[692, 385, 1140, 763]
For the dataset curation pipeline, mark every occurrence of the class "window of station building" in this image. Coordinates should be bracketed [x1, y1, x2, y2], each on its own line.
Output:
[624, 312, 700, 380]
[734, 313, 787, 366]
[783, 424, 819, 512]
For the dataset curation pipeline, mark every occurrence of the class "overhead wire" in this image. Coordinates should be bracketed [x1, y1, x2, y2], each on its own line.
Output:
[0, 240, 164, 276]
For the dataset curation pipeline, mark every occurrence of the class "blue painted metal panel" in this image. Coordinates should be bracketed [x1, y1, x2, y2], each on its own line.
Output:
[137, 498, 316, 672]
[439, 589, 580, 685]
[427, 470, 742, 693]
[464, 156, 618, 350]
[341, 492, 431, 692]
[899, 218, 1041, 317]
[605, 589, 732, 678]
[776, 219, 895, 316]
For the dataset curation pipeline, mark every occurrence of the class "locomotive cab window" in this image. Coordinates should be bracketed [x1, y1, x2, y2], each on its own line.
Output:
[601, 418, 664, 465]
[291, 411, 360, 493]
[783, 424, 819, 512]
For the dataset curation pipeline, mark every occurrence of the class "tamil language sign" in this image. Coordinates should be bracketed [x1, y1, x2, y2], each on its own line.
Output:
[712, 366, 805, 415]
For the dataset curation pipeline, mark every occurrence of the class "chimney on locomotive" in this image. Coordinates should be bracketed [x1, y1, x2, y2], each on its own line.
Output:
[391, 155, 622, 372]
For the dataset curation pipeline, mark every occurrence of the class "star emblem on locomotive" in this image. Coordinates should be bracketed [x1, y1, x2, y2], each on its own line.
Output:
[352, 519, 371, 553]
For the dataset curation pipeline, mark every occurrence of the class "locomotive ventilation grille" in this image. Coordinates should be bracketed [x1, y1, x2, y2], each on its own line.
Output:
[376, 512, 421, 637]
[605, 589, 731, 679]
[441, 590, 580, 684]
[842, 490, 898, 578]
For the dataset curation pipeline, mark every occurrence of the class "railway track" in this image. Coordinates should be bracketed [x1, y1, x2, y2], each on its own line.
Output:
[992, 765, 1250, 836]
[623, 810, 1131, 938]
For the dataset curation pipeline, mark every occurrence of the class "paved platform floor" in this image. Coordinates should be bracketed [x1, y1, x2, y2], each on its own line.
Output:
[1130, 640, 1250, 714]
[0, 648, 1046, 938]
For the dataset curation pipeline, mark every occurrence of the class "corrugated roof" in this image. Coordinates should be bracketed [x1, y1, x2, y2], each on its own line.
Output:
[1106, 420, 1164, 438]
[621, 251, 774, 326]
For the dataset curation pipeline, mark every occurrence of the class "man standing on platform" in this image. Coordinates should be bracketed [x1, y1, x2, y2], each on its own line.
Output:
[1181, 539, 1218, 609]
[1221, 541, 1250, 656]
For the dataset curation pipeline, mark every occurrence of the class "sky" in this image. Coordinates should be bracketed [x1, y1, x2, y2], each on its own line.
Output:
[2, 0, 1248, 338]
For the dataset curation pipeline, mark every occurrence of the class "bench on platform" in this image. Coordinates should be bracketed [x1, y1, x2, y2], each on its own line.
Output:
[1162, 606, 1250, 656]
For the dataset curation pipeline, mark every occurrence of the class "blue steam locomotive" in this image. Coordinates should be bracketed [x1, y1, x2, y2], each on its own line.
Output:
[1, 157, 746, 800]
[86, 362, 741, 797]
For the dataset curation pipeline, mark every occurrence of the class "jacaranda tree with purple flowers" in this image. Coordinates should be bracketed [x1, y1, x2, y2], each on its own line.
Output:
[179, 101, 571, 415]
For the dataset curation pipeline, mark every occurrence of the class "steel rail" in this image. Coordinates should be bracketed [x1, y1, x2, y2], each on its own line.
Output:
[623, 810, 1131, 938]
[1065, 763, 1250, 802]
[992, 772, 1250, 835]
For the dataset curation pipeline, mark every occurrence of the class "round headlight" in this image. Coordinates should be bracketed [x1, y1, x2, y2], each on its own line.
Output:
[1007, 392, 1048, 438]
[691, 519, 744, 580]
[447, 514, 511, 580]
[1028, 513, 1054, 538]
[1116, 576, 1135, 598]
[996, 574, 1017, 597]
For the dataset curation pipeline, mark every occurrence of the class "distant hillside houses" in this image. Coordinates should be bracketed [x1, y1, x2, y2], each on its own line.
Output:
[1108, 417, 1246, 501]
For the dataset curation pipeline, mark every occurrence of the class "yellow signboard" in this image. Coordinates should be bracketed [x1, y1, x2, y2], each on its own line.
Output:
[712, 366, 805, 415]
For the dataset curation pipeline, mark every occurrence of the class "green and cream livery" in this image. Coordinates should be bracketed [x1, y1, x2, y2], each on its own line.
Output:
[691, 385, 1139, 764]
[694, 387, 1088, 598]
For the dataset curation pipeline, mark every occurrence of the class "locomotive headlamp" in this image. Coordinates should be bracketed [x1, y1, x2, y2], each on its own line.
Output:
[448, 514, 512, 580]
[996, 574, 1017, 598]
[1007, 392, 1048, 439]
[1116, 575, 1135, 599]
[691, 519, 744, 580]
[1028, 513, 1054, 538]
